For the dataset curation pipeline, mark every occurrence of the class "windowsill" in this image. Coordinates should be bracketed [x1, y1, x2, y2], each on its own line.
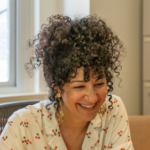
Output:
[0, 92, 49, 104]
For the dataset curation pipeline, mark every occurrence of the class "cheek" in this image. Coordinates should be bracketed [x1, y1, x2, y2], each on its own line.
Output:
[62, 91, 80, 107]
[69, 93, 84, 106]
[98, 86, 107, 101]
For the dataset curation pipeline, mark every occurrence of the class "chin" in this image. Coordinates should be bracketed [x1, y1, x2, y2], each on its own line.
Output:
[83, 113, 97, 122]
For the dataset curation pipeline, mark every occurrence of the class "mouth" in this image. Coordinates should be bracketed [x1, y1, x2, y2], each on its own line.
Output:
[80, 103, 95, 108]
[78, 102, 98, 111]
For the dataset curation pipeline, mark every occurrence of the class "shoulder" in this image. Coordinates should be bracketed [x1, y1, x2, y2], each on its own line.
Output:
[107, 94, 125, 108]
[8, 100, 52, 124]
[1, 100, 53, 149]
[5, 100, 53, 139]
[106, 95, 126, 118]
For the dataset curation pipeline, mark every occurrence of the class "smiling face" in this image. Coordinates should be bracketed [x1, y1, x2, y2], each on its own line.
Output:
[58, 66, 107, 122]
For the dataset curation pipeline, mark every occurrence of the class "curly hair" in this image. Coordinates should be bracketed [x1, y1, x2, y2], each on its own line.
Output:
[25, 14, 125, 111]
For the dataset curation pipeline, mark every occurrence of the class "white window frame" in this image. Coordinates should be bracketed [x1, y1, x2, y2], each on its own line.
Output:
[0, 0, 16, 87]
[0, 0, 35, 94]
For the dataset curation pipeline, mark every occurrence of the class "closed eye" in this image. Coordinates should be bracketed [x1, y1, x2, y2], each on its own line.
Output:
[74, 83, 104, 89]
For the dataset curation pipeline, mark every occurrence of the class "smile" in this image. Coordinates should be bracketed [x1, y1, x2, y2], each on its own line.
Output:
[80, 103, 96, 108]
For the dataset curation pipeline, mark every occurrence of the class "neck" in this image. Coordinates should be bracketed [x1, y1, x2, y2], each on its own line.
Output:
[60, 114, 89, 134]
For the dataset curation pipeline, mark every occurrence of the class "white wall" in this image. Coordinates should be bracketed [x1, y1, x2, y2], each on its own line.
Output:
[39, 0, 90, 26]
[90, 0, 142, 115]
[63, 0, 90, 19]
[40, 0, 63, 24]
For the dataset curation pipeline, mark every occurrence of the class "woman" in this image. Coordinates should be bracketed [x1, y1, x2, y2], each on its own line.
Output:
[0, 14, 134, 150]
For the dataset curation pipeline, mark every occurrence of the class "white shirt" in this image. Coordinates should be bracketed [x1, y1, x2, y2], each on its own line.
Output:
[0, 95, 134, 150]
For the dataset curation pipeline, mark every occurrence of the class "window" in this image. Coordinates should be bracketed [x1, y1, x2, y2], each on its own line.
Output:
[0, 0, 16, 87]
[0, 0, 33, 94]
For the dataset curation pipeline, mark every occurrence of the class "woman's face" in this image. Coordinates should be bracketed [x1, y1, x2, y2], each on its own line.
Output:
[59, 67, 107, 122]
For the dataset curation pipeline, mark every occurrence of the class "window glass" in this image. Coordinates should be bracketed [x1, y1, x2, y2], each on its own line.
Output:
[0, 0, 9, 82]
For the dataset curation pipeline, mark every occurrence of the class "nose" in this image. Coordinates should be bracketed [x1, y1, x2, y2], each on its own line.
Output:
[85, 87, 98, 103]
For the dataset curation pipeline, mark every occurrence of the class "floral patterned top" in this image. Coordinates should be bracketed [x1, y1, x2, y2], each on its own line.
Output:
[0, 95, 134, 150]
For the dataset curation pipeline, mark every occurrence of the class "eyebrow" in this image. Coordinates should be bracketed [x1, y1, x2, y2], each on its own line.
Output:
[71, 79, 101, 83]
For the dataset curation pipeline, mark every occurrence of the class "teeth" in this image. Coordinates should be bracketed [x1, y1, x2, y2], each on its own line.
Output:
[80, 103, 95, 108]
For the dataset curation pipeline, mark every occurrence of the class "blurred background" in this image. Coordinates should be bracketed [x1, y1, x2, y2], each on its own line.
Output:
[0, 0, 149, 116]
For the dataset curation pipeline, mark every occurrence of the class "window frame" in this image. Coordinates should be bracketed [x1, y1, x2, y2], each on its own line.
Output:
[0, 0, 33, 94]
[0, 0, 16, 87]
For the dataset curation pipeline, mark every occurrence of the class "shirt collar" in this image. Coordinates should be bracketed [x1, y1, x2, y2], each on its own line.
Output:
[42, 102, 68, 149]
